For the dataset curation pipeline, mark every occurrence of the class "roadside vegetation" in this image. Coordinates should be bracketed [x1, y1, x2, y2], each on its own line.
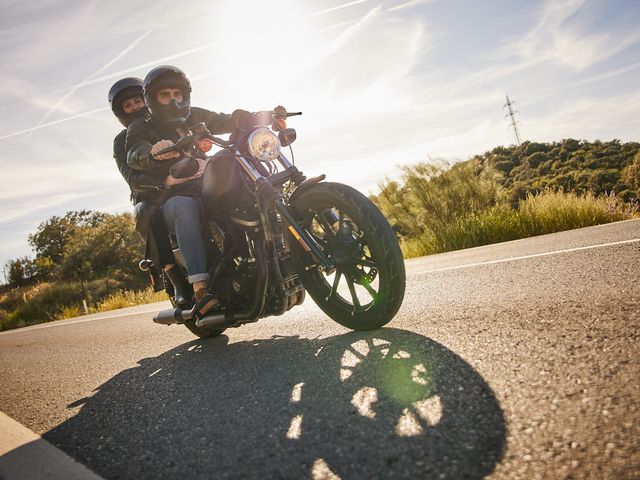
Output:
[372, 139, 639, 258]
[2, 138, 638, 330]
[0, 210, 157, 331]
[0, 281, 165, 331]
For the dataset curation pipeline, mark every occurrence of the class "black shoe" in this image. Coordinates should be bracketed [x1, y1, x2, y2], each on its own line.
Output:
[193, 289, 224, 320]
[165, 266, 191, 306]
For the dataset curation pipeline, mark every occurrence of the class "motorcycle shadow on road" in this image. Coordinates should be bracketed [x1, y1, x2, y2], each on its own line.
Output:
[42, 328, 505, 479]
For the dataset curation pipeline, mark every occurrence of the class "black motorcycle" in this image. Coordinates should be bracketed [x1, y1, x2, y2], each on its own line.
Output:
[145, 109, 406, 338]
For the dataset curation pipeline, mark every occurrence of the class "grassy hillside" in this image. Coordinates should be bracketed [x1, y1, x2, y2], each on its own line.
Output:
[373, 139, 639, 258]
[474, 139, 640, 204]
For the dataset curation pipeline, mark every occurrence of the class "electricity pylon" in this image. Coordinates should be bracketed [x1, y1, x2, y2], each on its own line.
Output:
[504, 95, 522, 146]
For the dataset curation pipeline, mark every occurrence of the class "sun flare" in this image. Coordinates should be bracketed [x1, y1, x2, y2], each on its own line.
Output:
[205, 0, 315, 109]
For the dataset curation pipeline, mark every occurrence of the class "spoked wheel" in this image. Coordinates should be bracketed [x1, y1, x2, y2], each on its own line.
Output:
[290, 182, 405, 330]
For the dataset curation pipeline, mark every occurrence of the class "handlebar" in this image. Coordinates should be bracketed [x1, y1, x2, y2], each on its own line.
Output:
[153, 110, 301, 157]
[155, 135, 196, 157]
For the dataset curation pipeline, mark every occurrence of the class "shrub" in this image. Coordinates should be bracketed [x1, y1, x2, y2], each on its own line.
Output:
[398, 190, 637, 258]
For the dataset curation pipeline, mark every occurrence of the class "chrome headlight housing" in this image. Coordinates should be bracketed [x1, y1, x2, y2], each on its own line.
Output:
[247, 127, 281, 162]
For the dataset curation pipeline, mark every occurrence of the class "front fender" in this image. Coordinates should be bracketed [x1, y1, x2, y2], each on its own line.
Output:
[289, 174, 326, 206]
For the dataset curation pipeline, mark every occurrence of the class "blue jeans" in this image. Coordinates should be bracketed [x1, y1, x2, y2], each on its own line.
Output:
[161, 196, 209, 284]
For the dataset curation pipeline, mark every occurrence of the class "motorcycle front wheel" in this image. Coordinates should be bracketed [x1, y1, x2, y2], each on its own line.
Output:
[290, 182, 406, 330]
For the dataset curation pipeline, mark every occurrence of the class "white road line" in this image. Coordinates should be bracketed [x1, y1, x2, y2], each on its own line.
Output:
[0, 411, 103, 480]
[409, 238, 640, 276]
[0, 304, 169, 336]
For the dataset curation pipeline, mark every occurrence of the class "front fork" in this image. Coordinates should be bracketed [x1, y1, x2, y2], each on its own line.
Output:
[256, 178, 334, 271]
[231, 148, 335, 271]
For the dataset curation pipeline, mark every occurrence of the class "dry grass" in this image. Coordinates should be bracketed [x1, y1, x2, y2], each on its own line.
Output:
[0, 280, 166, 331]
[398, 190, 637, 258]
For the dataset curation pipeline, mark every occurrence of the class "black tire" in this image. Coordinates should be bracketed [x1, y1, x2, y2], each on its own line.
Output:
[289, 182, 405, 330]
[183, 319, 226, 339]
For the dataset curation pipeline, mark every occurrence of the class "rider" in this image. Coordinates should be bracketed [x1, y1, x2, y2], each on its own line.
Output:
[108, 77, 191, 305]
[125, 65, 246, 319]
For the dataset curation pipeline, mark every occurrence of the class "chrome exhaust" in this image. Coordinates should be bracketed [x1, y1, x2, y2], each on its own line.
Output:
[152, 307, 193, 325]
[194, 312, 230, 329]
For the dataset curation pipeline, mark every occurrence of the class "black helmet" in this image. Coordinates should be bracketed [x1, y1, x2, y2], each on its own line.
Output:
[143, 65, 192, 123]
[108, 77, 148, 127]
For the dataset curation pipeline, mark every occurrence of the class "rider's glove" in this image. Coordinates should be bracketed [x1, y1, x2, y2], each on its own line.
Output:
[272, 105, 287, 132]
[231, 109, 252, 129]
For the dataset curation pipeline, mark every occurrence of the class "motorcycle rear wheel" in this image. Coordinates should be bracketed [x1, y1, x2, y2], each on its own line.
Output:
[169, 296, 226, 339]
[290, 182, 405, 330]
[184, 320, 226, 339]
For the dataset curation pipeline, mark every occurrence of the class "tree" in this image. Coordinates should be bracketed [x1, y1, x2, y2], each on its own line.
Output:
[28, 210, 108, 275]
[4, 257, 36, 287]
[60, 213, 145, 286]
[624, 152, 640, 192]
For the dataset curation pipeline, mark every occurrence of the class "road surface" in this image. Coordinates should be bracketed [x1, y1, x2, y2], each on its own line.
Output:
[1, 219, 639, 479]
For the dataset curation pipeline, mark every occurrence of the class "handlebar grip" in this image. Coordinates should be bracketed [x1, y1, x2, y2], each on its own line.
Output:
[155, 136, 195, 157]
[155, 145, 178, 156]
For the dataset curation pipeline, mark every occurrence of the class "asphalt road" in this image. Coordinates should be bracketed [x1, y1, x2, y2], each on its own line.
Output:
[1, 219, 639, 479]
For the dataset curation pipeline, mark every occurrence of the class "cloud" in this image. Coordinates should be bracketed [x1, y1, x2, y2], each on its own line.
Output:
[512, 0, 640, 71]
[34, 27, 156, 128]
[0, 41, 220, 117]
[306, 5, 384, 70]
[525, 91, 640, 141]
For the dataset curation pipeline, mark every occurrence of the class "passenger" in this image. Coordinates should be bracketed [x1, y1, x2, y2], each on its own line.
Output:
[108, 77, 190, 305]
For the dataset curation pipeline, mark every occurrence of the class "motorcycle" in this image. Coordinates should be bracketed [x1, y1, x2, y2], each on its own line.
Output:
[145, 109, 406, 338]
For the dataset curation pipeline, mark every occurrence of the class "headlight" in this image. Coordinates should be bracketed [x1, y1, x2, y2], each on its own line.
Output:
[247, 127, 281, 162]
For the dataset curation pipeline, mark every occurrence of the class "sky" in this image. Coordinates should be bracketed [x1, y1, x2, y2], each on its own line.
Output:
[0, 0, 639, 276]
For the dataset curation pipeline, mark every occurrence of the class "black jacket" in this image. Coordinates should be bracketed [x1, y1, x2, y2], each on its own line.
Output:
[113, 129, 167, 204]
[125, 107, 237, 202]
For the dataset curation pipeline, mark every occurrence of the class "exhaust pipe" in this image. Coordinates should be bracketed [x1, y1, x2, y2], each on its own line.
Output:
[193, 312, 233, 329]
[153, 307, 193, 325]
[152, 306, 233, 329]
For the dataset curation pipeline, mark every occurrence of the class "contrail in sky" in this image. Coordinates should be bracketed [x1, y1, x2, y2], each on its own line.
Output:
[309, 0, 368, 17]
[2, 0, 375, 140]
[34, 28, 156, 129]
[0, 107, 109, 141]
[0, 42, 219, 114]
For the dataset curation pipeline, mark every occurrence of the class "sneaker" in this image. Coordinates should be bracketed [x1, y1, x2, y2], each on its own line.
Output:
[193, 289, 223, 320]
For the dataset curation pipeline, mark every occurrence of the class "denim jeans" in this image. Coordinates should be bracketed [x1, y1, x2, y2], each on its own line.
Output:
[161, 195, 209, 284]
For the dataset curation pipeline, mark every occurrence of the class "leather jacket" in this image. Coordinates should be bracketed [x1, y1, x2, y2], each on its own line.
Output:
[125, 107, 237, 203]
[113, 129, 167, 204]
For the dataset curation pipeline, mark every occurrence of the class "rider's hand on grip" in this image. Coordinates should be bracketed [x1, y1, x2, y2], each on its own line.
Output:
[231, 109, 252, 129]
[272, 105, 287, 132]
[151, 140, 180, 160]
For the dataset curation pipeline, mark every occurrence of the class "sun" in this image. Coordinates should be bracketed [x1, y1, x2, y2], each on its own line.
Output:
[204, 0, 315, 110]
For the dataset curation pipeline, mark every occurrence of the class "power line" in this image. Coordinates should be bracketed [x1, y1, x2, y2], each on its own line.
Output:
[504, 94, 522, 146]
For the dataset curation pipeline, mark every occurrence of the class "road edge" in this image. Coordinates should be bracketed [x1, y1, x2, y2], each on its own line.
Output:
[0, 411, 103, 480]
